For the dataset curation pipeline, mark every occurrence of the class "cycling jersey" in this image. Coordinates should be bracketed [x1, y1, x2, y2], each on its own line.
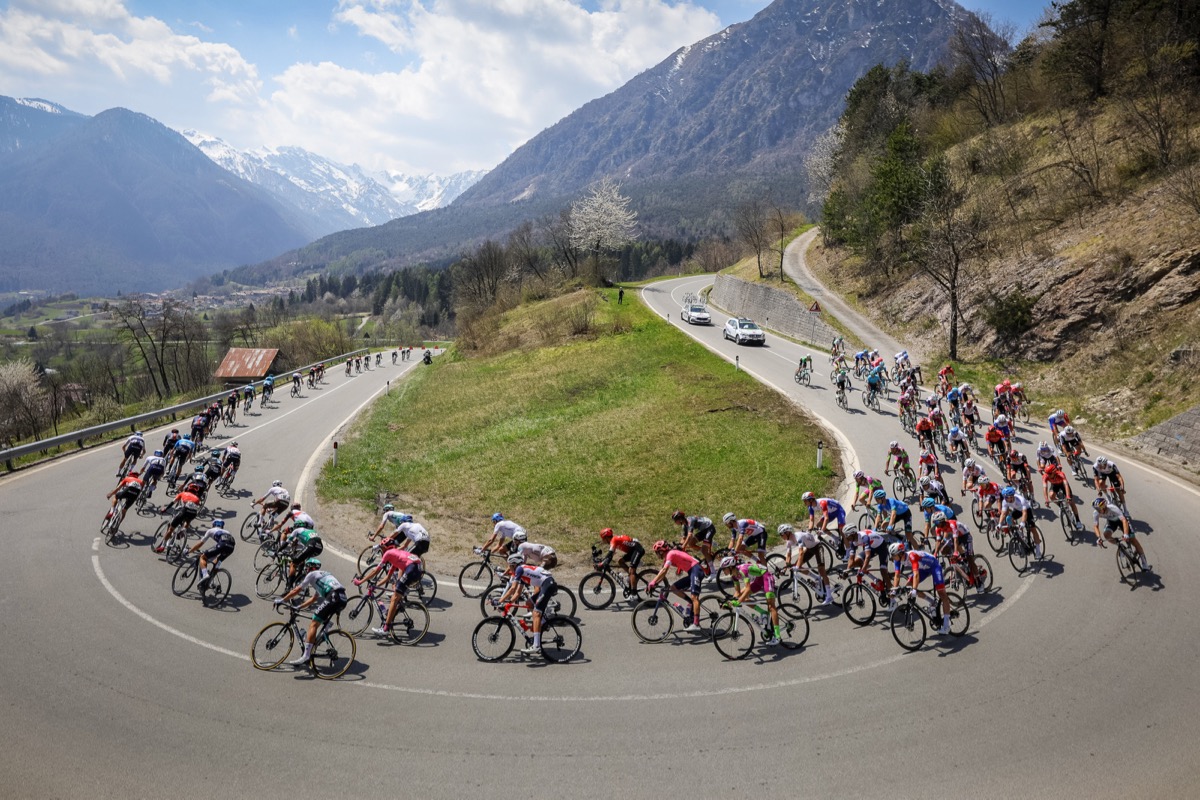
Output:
[682, 516, 716, 542]
[517, 542, 555, 562]
[609, 534, 639, 553]
[946, 388, 961, 403]
[733, 519, 767, 549]
[1093, 463, 1120, 479]
[492, 520, 525, 540]
[1093, 505, 1126, 524]
[123, 435, 145, 456]
[793, 529, 820, 550]
[512, 564, 554, 590]
[142, 455, 166, 476]
[380, 547, 422, 586]
[115, 475, 143, 498]
[856, 476, 884, 493]
[263, 485, 290, 504]
[288, 528, 322, 547]
[735, 562, 775, 596]
[810, 499, 845, 526]
[879, 497, 910, 517]
[380, 510, 408, 528]
[1000, 494, 1031, 515]
[898, 549, 944, 589]
[394, 521, 429, 543]
[855, 530, 888, 551]
[288, 511, 315, 529]
[923, 503, 956, 521]
[985, 427, 1004, 443]
[222, 446, 241, 465]
[663, 549, 699, 574]
[172, 440, 195, 458]
[977, 482, 1000, 497]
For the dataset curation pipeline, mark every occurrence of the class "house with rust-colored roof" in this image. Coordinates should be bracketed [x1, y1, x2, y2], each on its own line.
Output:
[214, 347, 281, 385]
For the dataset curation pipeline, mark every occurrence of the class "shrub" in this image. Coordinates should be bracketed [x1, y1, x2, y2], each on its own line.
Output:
[983, 288, 1039, 341]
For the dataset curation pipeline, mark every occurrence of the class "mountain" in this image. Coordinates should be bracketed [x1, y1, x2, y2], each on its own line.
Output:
[0, 107, 311, 293]
[380, 169, 490, 213]
[244, 0, 971, 281]
[0, 96, 87, 155]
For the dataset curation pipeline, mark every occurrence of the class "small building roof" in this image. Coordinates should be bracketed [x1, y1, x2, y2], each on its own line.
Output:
[214, 347, 280, 381]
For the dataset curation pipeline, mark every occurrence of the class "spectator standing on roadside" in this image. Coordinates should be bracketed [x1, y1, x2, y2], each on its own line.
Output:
[618, 288, 624, 304]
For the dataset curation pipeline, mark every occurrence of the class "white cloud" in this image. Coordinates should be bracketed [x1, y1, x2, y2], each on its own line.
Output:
[190, 21, 214, 34]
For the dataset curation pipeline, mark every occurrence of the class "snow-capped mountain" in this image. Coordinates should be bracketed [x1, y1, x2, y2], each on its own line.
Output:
[182, 131, 486, 237]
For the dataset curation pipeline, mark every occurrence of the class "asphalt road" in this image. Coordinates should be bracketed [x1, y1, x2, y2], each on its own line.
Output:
[1, 289, 1197, 799]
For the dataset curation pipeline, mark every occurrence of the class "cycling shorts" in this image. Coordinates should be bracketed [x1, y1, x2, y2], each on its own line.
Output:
[799, 545, 826, 570]
[407, 539, 430, 557]
[124, 443, 144, 458]
[893, 509, 913, 532]
[746, 572, 775, 598]
[395, 561, 423, 589]
[1049, 484, 1069, 501]
[826, 508, 846, 527]
[857, 541, 891, 568]
[617, 542, 645, 569]
[672, 564, 705, 596]
[144, 464, 165, 479]
[203, 542, 235, 562]
[1103, 518, 1129, 536]
[312, 589, 348, 624]
[741, 531, 767, 551]
[116, 490, 140, 508]
[531, 581, 559, 614]
[172, 508, 198, 528]
[917, 562, 946, 590]
[691, 526, 717, 545]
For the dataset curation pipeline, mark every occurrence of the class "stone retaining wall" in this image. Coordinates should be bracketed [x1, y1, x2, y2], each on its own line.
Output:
[1126, 405, 1200, 472]
[709, 274, 839, 351]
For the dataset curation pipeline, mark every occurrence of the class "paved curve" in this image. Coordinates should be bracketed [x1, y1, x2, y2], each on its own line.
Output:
[0, 293, 1196, 798]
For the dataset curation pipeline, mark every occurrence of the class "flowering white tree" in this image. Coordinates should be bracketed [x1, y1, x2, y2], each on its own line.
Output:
[569, 178, 638, 282]
[0, 358, 49, 445]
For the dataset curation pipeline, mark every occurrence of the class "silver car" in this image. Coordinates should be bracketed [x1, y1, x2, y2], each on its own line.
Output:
[724, 318, 765, 345]
[681, 304, 711, 325]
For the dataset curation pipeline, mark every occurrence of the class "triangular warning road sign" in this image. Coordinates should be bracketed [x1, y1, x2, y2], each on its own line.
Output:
[808, 301, 821, 313]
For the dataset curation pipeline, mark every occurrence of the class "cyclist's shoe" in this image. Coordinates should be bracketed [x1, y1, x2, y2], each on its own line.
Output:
[521, 644, 542, 655]
[372, 626, 391, 636]
[1140, 558, 1151, 570]
[819, 590, 832, 606]
[1034, 544, 1043, 558]
[938, 620, 951, 635]
[288, 654, 310, 666]
[763, 636, 780, 646]
[683, 623, 702, 632]
[153, 545, 165, 554]
[197, 577, 210, 592]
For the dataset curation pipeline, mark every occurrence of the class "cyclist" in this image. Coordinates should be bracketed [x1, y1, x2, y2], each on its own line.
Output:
[155, 489, 202, 552]
[945, 384, 962, 416]
[355, 543, 424, 636]
[872, 489, 914, 544]
[928, 405, 947, 438]
[218, 441, 241, 484]
[168, 434, 195, 483]
[225, 389, 238, 420]
[291, 371, 302, 393]
[493, 554, 560, 655]
[993, 379, 1013, 416]
[723, 513, 767, 564]
[889, 542, 953, 634]
[984, 422, 1007, 460]
[392, 349, 398, 364]
[1092, 497, 1149, 568]
[262, 374, 275, 403]
[919, 474, 950, 506]
[480, 513, 525, 554]
[646, 541, 704, 632]
[139, 449, 167, 498]
[1058, 424, 1088, 459]
[865, 363, 885, 402]
[116, 431, 146, 477]
[802, 492, 847, 554]
[831, 335, 845, 357]
[513, 531, 557, 569]
[844, 527, 896, 596]
[1092, 456, 1126, 508]
[1042, 462, 1081, 529]
[916, 448, 940, 481]
[795, 353, 813, 379]
[189, 410, 208, 445]
[391, 516, 432, 558]
[914, 415, 936, 452]
[720, 556, 783, 645]
[162, 427, 182, 453]
[919, 497, 956, 541]
[946, 426, 969, 461]
[253, 481, 291, 528]
[284, 523, 324, 587]
[849, 470, 884, 511]
[993, 413, 1012, 442]
[179, 465, 210, 505]
[999, 486, 1042, 558]
[186, 519, 235, 592]
[884, 441, 910, 477]
[853, 349, 869, 372]
[274, 559, 348, 665]
[673, 510, 718, 573]
[271, 502, 315, 541]
[777, 523, 834, 605]
[1035, 441, 1060, 470]
[242, 382, 255, 410]
[937, 364, 956, 394]
[345, 358, 352, 376]
[104, 470, 143, 526]
[1006, 448, 1032, 492]
[1011, 381, 1028, 409]
[976, 473, 1002, 520]
[598, 528, 646, 599]
[1048, 408, 1071, 439]
[960, 458, 984, 497]
[932, 513, 982, 589]
[961, 394, 980, 434]
[833, 367, 852, 401]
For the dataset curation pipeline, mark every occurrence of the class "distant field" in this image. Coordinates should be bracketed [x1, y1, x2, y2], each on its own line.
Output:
[318, 287, 839, 558]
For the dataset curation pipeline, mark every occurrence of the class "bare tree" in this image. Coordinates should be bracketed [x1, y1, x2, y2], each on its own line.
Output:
[768, 203, 805, 281]
[733, 200, 771, 278]
[569, 177, 638, 284]
[951, 12, 1016, 126]
[451, 240, 511, 313]
[1116, 33, 1195, 169]
[507, 220, 548, 283]
[541, 210, 582, 279]
[0, 358, 50, 444]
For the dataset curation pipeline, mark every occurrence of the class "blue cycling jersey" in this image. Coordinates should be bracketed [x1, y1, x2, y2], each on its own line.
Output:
[947, 388, 960, 401]
[881, 498, 910, 516]
[925, 503, 956, 520]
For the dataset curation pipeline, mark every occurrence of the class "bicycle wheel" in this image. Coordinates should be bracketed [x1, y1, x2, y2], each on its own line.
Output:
[203, 569, 232, 607]
[479, 587, 507, 618]
[777, 604, 810, 649]
[165, 533, 190, 565]
[986, 523, 1005, 554]
[414, 571, 438, 604]
[578, 571, 616, 610]
[547, 586, 576, 618]
[630, 600, 674, 643]
[1030, 523, 1046, 560]
[389, 601, 430, 645]
[892, 476, 908, 499]
[311, 629, 355, 679]
[251, 622, 294, 670]
[471, 617, 515, 662]
[239, 512, 261, 542]
[255, 563, 285, 599]
[1007, 537, 1029, 573]
[1059, 506, 1075, 543]
[458, 560, 494, 598]
[711, 610, 755, 660]
[764, 553, 788, 577]
[946, 592, 970, 637]
[970, 498, 983, 527]
[171, 560, 198, 596]
[889, 603, 926, 651]
[253, 540, 278, 572]
[341, 593, 376, 636]
[842, 583, 877, 626]
[697, 595, 724, 630]
[540, 616, 582, 663]
[152, 520, 171, 554]
[1116, 545, 1139, 585]
[357, 544, 381, 575]
[775, 575, 815, 616]
[972, 555, 993, 593]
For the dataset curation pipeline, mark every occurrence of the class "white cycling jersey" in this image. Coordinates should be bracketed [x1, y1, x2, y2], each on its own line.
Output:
[947, 430, 968, 443]
[395, 521, 429, 543]
[1093, 505, 1126, 524]
[493, 519, 525, 540]
[854, 531, 887, 550]
[512, 565, 554, 590]
[1000, 494, 1031, 514]
[264, 485, 290, 504]
[517, 542, 554, 562]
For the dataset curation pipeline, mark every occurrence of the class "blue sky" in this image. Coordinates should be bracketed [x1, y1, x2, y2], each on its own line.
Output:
[0, 1, 1051, 180]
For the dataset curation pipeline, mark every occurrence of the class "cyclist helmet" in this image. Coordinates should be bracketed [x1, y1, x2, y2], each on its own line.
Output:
[888, 542, 906, 558]
[889, 440, 899, 449]
[212, 519, 225, 528]
[950, 426, 960, 437]
[1008, 449, 1022, 460]
[931, 512, 947, 526]
[1055, 408, 1065, 418]
[1002, 379, 1011, 387]
[964, 458, 976, 469]
[1038, 441, 1051, 452]
[777, 523, 794, 536]
[1001, 486, 1016, 498]
[1013, 382, 1022, 390]
[506, 553, 524, 566]
[383, 503, 395, 512]
[194, 464, 204, 472]
[398, 513, 413, 523]
[153, 449, 163, 457]
[1092, 497, 1107, 509]
[853, 470, 865, 480]
[303, 558, 322, 571]
[962, 383, 973, 392]
[128, 470, 139, 477]
[1063, 425, 1076, 436]
[492, 513, 504, 523]
[718, 556, 738, 571]
[722, 512, 737, 525]
[230, 441, 238, 447]
[801, 491, 815, 502]
[652, 540, 669, 555]
[600, 528, 614, 541]
[873, 489, 887, 501]
[171, 428, 179, 434]
[512, 531, 528, 543]
[272, 480, 283, 487]
[671, 509, 686, 523]
[921, 498, 935, 509]
[135, 431, 143, 436]
[182, 433, 191, 440]
[919, 476, 931, 487]
[977, 472, 988, 482]
[996, 414, 1008, 425]
[1095, 456, 1108, 467]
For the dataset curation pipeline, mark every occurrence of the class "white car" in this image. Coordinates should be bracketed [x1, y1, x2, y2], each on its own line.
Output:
[681, 304, 711, 325]
[724, 318, 766, 345]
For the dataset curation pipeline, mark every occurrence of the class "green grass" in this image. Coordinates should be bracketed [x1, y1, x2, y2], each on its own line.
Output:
[318, 288, 839, 556]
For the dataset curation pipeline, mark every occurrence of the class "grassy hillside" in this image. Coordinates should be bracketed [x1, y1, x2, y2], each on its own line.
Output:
[316, 287, 838, 563]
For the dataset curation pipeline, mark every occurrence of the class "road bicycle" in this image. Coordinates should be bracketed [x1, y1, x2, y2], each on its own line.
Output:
[1113, 533, 1150, 586]
[836, 384, 850, 409]
[1001, 516, 1045, 573]
[470, 600, 581, 663]
[888, 587, 970, 651]
[251, 604, 356, 679]
[355, 540, 440, 604]
[794, 366, 812, 386]
[240, 506, 282, 543]
[1050, 492, 1084, 543]
[134, 473, 161, 513]
[578, 545, 658, 610]
[215, 464, 238, 496]
[152, 520, 198, 565]
[775, 564, 842, 616]
[1062, 446, 1086, 480]
[260, 386, 272, 407]
[171, 552, 232, 607]
[290, 382, 302, 398]
[116, 451, 138, 479]
[938, 551, 993, 600]
[480, 580, 576, 618]
[222, 405, 236, 427]
[252, 535, 285, 572]
[341, 579, 430, 645]
[710, 599, 809, 659]
[889, 465, 918, 501]
[862, 385, 881, 411]
[458, 547, 507, 598]
[255, 550, 298, 599]
[101, 500, 133, 544]
[839, 568, 893, 626]
[629, 583, 723, 643]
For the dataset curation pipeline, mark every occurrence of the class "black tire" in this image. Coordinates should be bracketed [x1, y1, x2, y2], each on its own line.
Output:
[578, 571, 616, 610]
[412, 571, 438, 604]
[842, 583, 877, 626]
[311, 629, 355, 679]
[630, 599, 674, 643]
[203, 569, 232, 607]
[986, 522, 1005, 554]
[165, 532, 190, 566]
[341, 593, 376, 636]
[1116, 545, 1139, 585]
[777, 604, 810, 649]
[764, 553, 789, 577]
[255, 563, 285, 599]
[1007, 536, 1030, 573]
[471, 617, 515, 662]
[889, 602, 926, 651]
[970, 497, 983, 528]
[479, 587, 507, 618]
[250, 622, 294, 670]
[1059, 505, 1075, 544]
[946, 592, 970, 637]
[892, 476, 908, 500]
[458, 560, 494, 598]
[540, 616, 582, 663]
[253, 540, 279, 572]
[388, 601, 430, 645]
[171, 560, 198, 596]
[697, 595, 724, 631]
[239, 512, 261, 542]
[711, 610, 754, 660]
[357, 543, 382, 575]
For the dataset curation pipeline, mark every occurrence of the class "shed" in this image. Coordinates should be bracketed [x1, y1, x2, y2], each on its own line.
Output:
[214, 347, 281, 385]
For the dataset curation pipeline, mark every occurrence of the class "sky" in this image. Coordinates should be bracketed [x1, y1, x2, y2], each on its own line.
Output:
[0, 0, 1050, 179]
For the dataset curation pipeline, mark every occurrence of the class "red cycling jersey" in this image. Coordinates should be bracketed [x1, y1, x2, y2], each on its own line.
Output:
[610, 534, 636, 552]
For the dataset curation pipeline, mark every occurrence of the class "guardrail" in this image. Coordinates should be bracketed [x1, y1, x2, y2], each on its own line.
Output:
[1, 347, 372, 470]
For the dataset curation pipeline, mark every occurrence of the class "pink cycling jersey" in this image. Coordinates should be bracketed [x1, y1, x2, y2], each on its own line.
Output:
[664, 549, 699, 574]
[381, 548, 421, 572]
